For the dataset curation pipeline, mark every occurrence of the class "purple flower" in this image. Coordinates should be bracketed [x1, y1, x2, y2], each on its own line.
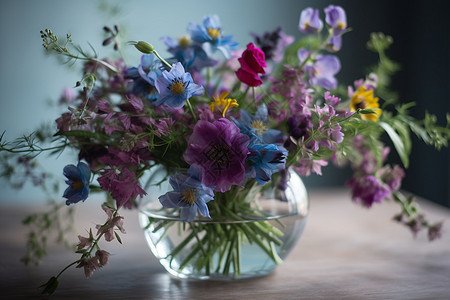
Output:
[310, 55, 341, 90]
[324, 5, 347, 36]
[287, 114, 312, 140]
[327, 35, 342, 52]
[295, 158, 328, 176]
[183, 118, 250, 192]
[97, 168, 147, 208]
[154, 62, 204, 109]
[346, 175, 391, 208]
[63, 161, 91, 205]
[299, 8, 323, 34]
[251, 27, 294, 62]
[159, 165, 214, 222]
[379, 165, 405, 191]
[270, 65, 313, 115]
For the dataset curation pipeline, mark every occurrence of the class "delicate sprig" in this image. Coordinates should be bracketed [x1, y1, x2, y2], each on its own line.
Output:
[40, 203, 124, 295]
[40, 28, 120, 73]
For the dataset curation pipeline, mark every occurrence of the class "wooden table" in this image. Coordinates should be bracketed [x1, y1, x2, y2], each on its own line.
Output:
[1, 188, 449, 299]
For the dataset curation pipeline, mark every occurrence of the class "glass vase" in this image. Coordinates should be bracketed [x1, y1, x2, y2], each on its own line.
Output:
[138, 167, 309, 280]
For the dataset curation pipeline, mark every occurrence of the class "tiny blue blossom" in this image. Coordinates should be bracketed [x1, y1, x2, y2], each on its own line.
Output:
[187, 15, 238, 59]
[124, 54, 161, 101]
[233, 104, 284, 144]
[159, 165, 214, 222]
[154, 62, 204, 109]
[63, 161, 91, 205]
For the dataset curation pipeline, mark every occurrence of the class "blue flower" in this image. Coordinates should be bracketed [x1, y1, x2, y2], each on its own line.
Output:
[124, 54, 161, 101]
[246, 141, 288, 185]
[161, 36, 218, 72]
[187, 15, 238, 59]
[63, 161, 91, 205]
[233, 104, 284, 144]
[154, 62, 204, 109]
[159, 165, 214, 222]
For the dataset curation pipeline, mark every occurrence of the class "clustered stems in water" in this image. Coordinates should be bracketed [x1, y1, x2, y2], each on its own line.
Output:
[144, 217, 284, 277]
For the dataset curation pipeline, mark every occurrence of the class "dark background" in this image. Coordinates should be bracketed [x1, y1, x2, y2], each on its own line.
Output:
[303, 1, 450, 208]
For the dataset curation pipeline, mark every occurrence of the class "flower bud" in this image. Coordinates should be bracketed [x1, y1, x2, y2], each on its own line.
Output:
[134, 41, 154, 54]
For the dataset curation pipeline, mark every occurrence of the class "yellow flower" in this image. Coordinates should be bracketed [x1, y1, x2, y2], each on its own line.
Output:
[210, 91, 238, 117]
[350, 86, 382, 122]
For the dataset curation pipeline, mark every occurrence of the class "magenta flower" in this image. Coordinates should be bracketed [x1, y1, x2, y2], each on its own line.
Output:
[97, 168, 147, 208]
[235, 43, 266, 87]
[183, 118, 250, 192]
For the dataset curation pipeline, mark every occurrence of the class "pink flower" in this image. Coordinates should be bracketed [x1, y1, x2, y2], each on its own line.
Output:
[96, 205, 126, 242]
[295, 158, 328, 176]
[235, 43, 266, 87]
[77, 229, 94, 250]
[97, 168, 147, 208]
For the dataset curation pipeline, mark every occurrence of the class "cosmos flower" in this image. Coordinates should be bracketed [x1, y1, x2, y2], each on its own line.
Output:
[154, 62, 204, 109]
[159, 165, 214, 222]
[187, 15, 238, 59]
[63, 161, 91, 205]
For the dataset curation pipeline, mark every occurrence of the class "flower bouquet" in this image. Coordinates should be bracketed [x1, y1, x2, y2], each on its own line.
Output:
[1, 4, 449, 295]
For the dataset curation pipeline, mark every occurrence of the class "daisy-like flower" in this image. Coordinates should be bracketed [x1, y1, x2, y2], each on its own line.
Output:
[209, 91, 238, 117]
[154, 62, 204, 109]
[350, 86, 381, 121]
[187, 15, 238, 59]
[233, 104, 284, 145]
[159, 165, 214, 222]
[63, 161, 91, 205]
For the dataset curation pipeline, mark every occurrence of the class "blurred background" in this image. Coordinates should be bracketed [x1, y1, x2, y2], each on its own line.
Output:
[0, 0, 448, 207]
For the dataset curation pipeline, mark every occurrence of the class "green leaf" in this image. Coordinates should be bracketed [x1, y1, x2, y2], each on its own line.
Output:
[378, 121, 409, 168]
[39, 276, 59, 295]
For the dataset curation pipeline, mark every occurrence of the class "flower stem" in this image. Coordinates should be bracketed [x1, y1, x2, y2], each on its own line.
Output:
[153, 50, 172, 69]
[186, 99, 197, 121]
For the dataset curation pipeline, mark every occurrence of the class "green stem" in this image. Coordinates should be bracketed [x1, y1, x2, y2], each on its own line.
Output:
[186, 99, 198, 121]
[153, 50, 172, 69]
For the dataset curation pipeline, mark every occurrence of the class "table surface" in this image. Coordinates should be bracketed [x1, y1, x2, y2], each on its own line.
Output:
[1, 188, 449, 300]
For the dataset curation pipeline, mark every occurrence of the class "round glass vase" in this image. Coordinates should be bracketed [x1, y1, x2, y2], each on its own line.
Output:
[138, 167, 309, 280]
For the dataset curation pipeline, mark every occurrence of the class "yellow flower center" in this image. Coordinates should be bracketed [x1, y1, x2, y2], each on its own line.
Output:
[210, 91, 238, 117]
[337, 21, 346, 30]
[170, 80, 185, 95]
[182, 189, 197, 206]
[178, 35, 191, 48]
[71, 180, 83, 190]
[251, 120, 267, 135]
[304, 22, 311, 29]
[207, 28, 221, 40]
[350, 86, 381, 122]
